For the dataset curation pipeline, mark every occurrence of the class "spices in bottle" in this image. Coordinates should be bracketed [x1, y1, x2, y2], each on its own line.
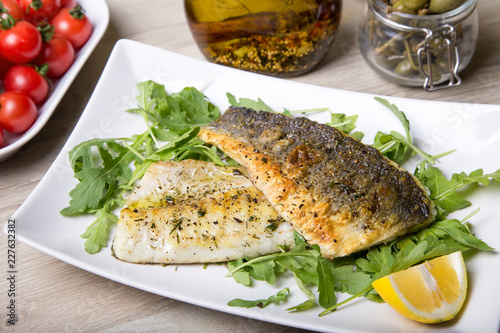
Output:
[185, 0, 342, 77]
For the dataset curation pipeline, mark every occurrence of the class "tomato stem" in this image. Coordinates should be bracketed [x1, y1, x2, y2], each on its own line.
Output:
[0, 12, 16, 30]
[69, 5, 86, 20]
[37, 63, 50, 77]
[37, 22, 54, 42]
[28, 0, 44, 14]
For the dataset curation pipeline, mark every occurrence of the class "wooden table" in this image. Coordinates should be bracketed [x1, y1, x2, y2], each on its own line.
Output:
[1, 0, 499, 332]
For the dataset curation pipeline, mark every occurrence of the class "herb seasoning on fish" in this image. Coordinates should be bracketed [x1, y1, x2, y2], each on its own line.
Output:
[198, 107, 436, 259]
[112, 160, 295, 264]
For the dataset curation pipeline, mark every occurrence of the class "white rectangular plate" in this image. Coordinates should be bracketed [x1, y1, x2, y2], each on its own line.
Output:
[6, 39, 500, 333]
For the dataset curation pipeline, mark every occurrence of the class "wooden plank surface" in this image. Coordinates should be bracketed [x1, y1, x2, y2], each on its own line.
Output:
[1, 0, 499, 332]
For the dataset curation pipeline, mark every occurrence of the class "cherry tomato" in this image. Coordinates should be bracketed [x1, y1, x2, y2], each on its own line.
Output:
[0, 20, 42, 64]
[35, 33, 74, 77]
[0, 127, 4, 147]
[4, 64, 49, 103]
[51, 5, 92, 49]
[19, 0, 60, 24]
[1, 0, 24, 20]
[0, 91, 37, 133]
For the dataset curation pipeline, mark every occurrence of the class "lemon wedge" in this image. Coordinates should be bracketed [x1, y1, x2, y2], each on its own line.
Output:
[372, 251, 467, 323]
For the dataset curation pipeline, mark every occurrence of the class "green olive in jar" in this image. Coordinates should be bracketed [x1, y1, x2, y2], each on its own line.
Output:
[428, 0, 466, 13]
[394, 59, 417, 77]
[391, 0, 417, 14]
[425, 63, 443, 82]
[402, 0, 429, 11]
[359, 0, 478, 88]
[429, 36, 447, 57]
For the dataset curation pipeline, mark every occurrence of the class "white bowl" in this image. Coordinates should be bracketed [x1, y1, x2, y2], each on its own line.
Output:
[0, 0, 110, 162]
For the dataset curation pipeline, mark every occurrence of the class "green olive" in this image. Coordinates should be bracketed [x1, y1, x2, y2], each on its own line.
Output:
[429, 36, 447, 57]
[429, 36, 445, 49]
[429, 64, 443, 82]
[391, 0, 418, 14]
[420, 62, 443, 82]
[402, 0, 429, 11]
[428, 0, 466, 14]
[395, 59, 417, 77]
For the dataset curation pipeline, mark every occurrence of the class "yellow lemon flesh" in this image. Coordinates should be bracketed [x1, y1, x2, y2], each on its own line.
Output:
[372, 251, 467, 324]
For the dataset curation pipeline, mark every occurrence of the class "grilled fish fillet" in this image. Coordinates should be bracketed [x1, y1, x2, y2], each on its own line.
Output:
[198, 107, 435, 259]
[112, 159, 294, 264]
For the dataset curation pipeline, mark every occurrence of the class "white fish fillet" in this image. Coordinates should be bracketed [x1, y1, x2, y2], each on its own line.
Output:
[112, 160, 294, 264]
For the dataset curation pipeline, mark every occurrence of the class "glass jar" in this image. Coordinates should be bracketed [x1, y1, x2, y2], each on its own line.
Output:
[184, 0, 342, 77]
[358, 0, 478, 91]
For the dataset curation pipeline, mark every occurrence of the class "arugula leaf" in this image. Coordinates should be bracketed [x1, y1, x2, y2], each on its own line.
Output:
[372, 97, 434, 165]
[428, 219, 494, 251]
[80, 204, 119, 254]
[227, 92, 330, 116]
[374, 97, 411, 141]
[227, 288, 290, 309]
[131, 82, 219, 133]
[227, 239, 328, 311]
[130, 80, 168, 124]
[355, 244, 394, 274]
[227, 92, 275, 112]
[61, 137, 141, 216]
[330, 264, 373, 297]
[378, 241, 428, 278]
[415, 161, 500, 216]
[327, 113, 364, 141]
[167, 87, 220, 130]
[227, 259, 252, 286]
[251, 260, 278, 285]
[227, 233, 362, 312]
[327, 113, 357, 134]
[286, 273, 316, 312]
[317, 257, 337, 309]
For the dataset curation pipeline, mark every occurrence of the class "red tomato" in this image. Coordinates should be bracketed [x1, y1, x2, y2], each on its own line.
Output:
[1, 0, 24, 20]
[0, 127, 4, 147]
[51, 5, 92, 49]
[4, 64, 50, 103]
[0, 20, 42, 64]
[35, 33, 74, 77]
[18, 0, 60, 24]
[0, 91, 37, 133]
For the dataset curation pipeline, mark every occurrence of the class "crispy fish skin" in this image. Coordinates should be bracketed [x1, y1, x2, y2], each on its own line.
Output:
[112, 160, 294, 264]
[198, 107, 435, 259]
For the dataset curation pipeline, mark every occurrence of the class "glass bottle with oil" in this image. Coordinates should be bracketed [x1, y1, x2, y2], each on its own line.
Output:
[185, 0, 342, 77]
